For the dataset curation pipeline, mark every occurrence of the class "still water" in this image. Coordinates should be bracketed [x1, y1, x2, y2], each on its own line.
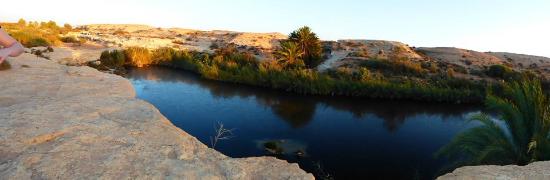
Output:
[126, 66, 481, 180]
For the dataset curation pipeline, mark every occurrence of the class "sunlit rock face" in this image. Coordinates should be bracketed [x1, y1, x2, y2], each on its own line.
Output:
[437, 161, 550, 180]
[0, 54, 313, 179]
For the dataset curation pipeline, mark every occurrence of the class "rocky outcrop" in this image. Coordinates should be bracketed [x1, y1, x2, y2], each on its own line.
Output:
[0, 54, 313, 179]
[437, 161, 550, 180]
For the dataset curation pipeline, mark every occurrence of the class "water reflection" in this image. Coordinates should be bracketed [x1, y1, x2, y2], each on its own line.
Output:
[126, 66, 484, 179]
[126, 66, 478, 131]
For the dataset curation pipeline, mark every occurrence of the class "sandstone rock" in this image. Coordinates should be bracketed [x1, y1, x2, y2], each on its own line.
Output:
[437, 161, 550, 180]
[0, 54, 314, 179]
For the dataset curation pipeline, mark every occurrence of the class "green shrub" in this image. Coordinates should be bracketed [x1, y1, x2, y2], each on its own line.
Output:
[288, 26, 323, 68]
[486, 64, 519, 80]
[99, 50, 126, 67]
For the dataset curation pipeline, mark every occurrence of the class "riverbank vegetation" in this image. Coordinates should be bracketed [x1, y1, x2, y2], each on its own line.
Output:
[437, 75, 550, 169]
[91, 28, 488, 104]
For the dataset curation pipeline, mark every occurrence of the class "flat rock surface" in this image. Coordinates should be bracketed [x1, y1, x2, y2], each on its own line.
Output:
[0, 54, 313, 179]
[438, 161, 550, 180]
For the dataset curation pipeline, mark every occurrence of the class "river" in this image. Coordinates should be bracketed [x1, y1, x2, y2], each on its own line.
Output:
[126, 66, 481, 179]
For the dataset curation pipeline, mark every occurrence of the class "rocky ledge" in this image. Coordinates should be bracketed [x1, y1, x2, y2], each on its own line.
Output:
[438, 161, 550, 179]
[0, 54, 313, 179]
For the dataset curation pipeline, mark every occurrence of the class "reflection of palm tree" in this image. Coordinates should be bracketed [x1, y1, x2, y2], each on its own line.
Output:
[437, 77, 550, 167]
[270, 99, 317, 128]
[127, 67, 478, 131]
[378, 111, 408, 132]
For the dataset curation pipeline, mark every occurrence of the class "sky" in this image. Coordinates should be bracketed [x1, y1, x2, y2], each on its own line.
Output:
[1, 0, 549, 57]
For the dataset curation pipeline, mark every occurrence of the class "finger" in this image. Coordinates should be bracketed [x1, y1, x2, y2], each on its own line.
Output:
[0, 57, 5, 64]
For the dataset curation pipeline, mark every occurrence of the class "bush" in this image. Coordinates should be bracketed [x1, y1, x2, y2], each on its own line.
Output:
[348, 49, 369, 58]
[10, 31, 51, 47]
[486, 64, 519, 80]
[2, 19, 63, 47]
[99, 50, 126, 67]
[210, 43, 219, 50]
[60, 36, 80, 43]
[125, 47, 152, 67]
[113, 30, 129, 36]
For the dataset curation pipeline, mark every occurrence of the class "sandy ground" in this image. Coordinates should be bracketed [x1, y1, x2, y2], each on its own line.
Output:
[29, 42, 114, 65]
[317, 50, 349, 71]
[77, 24, 286, 58]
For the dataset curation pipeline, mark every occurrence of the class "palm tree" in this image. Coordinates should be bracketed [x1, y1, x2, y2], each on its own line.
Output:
[275, 41, 305, 69]
[289, 26, 322, 68]
[437, 76, 550, 167]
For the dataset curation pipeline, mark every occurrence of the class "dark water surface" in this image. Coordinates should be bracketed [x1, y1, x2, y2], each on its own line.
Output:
[126, 66, 481, 180]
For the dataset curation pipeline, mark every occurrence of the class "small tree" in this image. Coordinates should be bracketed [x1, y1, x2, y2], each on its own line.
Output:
[63, 23, 73, 31]
[274, 41, 305, 69]
[487, 64, 517, 80]
[288, 26, 322, 68]
[17, 18, 26, 26]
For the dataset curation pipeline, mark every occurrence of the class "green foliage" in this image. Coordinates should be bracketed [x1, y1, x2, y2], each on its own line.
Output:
[437, 76, 550, 169]
[421, 62, 439, 73]
[288, 26, 323, 68]
[90, 46, 487, 104]
[99, 50, 126, 67]
[274, 41, 305, 70]
[486, 64, 519, 80]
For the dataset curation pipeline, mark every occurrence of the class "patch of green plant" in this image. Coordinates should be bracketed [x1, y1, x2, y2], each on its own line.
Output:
[437, 75, 550, 172]
[486, 64, 520, 80]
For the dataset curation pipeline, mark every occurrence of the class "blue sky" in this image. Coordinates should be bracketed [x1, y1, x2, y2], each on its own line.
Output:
[1, 0, 549, 56]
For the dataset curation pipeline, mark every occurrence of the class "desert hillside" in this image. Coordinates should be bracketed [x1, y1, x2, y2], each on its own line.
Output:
[74, 24, 286, 59]
[58, 24, 550, 81]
